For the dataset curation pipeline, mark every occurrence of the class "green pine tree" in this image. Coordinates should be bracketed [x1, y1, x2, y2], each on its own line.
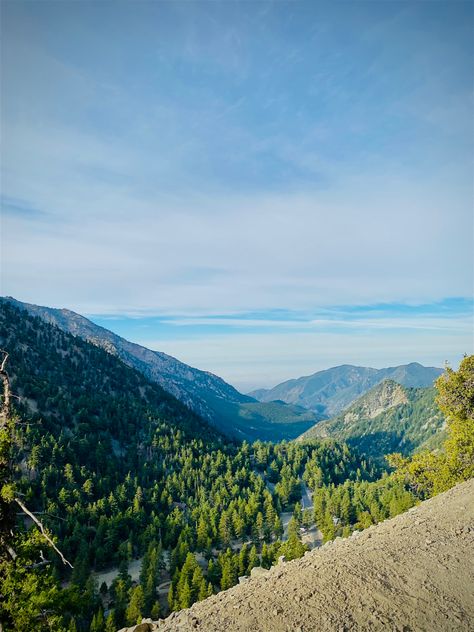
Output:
[151, 600, 161, 619]
[105, 611, 116, 632]
[126, 585, 144, 626]
[247, 545, 258, 574]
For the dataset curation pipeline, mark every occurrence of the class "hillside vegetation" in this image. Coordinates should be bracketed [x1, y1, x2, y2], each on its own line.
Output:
[298, 379, 446, 459]
[0, 302, 379, 631]
[0, 299, 472, 632]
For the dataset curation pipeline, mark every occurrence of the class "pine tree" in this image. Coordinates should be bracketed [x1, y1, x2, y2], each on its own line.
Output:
[220, 550, 237, 590]
[69, 619, 78, 632]
[126, 585, 144, 626]
[261, 542, 271, 569]
[283, 518, 307, 560]
[247, 545, 258, 574]
[105, 611, 116, 632]
[238, 542, 249, 576]
[179, 579, 192, 609]
[191, 565, 204, 602]
[218, 511, 231, 547]
[196, 516, 209, 550]
[293, 501, 303, 526]
[256, 512, 264, 539]
[198, 577, 208, 601]
[151, 601, 161, 619]
[167, 582, 175, 612]
[90, 608, 104, 632]
[273, 514, 283, 538]
[112, 577, 129, 626]
[207, 558, 220, 586]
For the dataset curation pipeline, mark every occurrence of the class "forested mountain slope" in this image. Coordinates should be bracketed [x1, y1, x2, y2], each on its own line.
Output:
[298, 380, 446, 458]
[2, 297, 320, 441]
[0, 300, 380, 630]
[148, 478, 474, 632]
[250, 362, 443, 416]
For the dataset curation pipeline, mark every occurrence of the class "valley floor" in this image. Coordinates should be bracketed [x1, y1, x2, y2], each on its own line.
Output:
[130, 478, 474, 632]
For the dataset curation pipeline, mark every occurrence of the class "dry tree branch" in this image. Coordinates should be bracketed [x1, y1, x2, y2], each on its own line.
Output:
[6, 545, 17, 560]
[0, 349, 11, 424]
[15, 497, 73, 568]
[25, 549, 51, 569]
[0, 350, 9, 373]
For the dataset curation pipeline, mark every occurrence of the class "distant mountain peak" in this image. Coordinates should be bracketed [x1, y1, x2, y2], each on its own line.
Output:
[249, 362, 443, 417]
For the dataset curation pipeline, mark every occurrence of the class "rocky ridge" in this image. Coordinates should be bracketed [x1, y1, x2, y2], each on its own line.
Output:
[250, 363, 443, 416]
[298, 379, 446, 459]
[121, 478, 474, 632]
[1, 297, 320, 441]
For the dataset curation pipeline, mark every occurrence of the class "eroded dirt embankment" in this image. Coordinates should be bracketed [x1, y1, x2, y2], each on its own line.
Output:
[122, 478, 474, 632]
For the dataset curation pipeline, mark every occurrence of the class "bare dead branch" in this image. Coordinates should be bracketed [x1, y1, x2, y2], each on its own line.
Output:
[0, 349, 11, 424]
[15, 497, 73, 568]
[6, 544, 17, 560]
[26, 550, 51, 569]
[0, 350, 9, 373]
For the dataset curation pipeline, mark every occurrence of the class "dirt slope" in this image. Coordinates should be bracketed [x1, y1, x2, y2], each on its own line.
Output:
[125, 479, 474, 632]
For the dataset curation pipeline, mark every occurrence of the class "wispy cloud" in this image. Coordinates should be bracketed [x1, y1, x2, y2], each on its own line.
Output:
[1, 1, 472, 385]
[161, 315, 471, 332]
[1, 196, 48, 219]
[88, 299, 473, 389]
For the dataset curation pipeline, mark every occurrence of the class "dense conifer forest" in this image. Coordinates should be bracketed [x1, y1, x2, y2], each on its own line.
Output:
[0, 302, 472, 631]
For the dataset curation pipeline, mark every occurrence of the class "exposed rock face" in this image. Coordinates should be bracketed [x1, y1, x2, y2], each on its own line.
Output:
[126, 479, 474, 631]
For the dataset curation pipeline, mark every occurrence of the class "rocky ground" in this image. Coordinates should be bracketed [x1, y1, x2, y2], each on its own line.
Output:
[120, 478, 474, 632]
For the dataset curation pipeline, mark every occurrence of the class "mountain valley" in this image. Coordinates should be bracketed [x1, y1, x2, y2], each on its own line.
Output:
[0, 298, 471, 632]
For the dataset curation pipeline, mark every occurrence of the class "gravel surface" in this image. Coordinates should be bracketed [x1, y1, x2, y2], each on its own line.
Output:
[123, 478, 474, 632]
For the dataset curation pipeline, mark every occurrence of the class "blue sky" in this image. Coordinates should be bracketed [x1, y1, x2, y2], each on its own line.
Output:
[1, 1, 473, 390]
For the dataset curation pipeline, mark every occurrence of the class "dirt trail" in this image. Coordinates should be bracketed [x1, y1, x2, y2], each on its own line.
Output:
[123, 478, 474, 632]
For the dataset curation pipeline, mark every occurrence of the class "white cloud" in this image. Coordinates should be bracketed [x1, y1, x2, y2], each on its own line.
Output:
[161, 314, 471, 332]
[1, 0, 472, 390]
[2, 174, 472, 316]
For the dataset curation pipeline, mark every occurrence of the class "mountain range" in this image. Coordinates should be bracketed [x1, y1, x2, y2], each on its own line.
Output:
[250, 362, 443, 417]
[298, 379, 446, 458]
[1, 297, 461, 631]
[2, 297, 320, 442]
[2, 297, 445, 446]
